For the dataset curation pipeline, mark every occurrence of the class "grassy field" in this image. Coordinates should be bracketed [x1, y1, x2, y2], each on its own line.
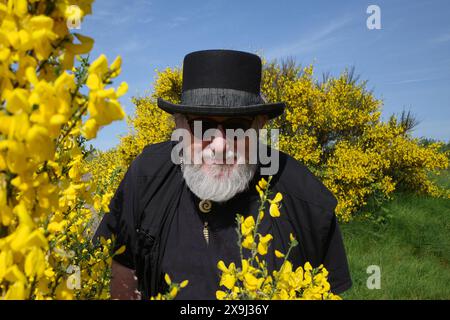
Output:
[340, 169, 450, 299]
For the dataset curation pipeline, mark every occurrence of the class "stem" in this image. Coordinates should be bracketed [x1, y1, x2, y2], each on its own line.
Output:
[249, 176, 273, 265]
[268, 240, 297, 299]
[56, 103, 88, 147]
[236, 215, 244, 263]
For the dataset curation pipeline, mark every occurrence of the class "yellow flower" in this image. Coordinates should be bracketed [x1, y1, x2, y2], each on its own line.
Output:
[24, 247, 46, 278]
[220, 273, 237, 290]
[25, 230, 49, 249]
[243, 273, 263, 292]
[217, 260, 227, 273]
[6, 89, 30, 114]
[257, 234, 273, 256]
[164, 274, 172, 285]
[242, 258, 250, 271]
[70, 33, 94, 55]
[44, 267, 55, 278]
[114, 245, 126, 255]
[82, 118, 99, 139]
[26, 125, 55, 162]
[242, 234, 254, 249]
[88, 54, 108, 76]
[217, 262, 237, 290]
[255, 185, 264, 199]
[86, 73, 102, 90]
[258, 178, 268, 190]
[304, 262, 313, 272]
[271, 192, 283, 203]
[47, 221, 65, 233]
[275, 250, 285, 258]
[116, 82, 128, 97]
[289, 233, 295, 242]
[110, 56, 122, 77]
[150, 293, 163, 300]
[216, 290, 227, 300]
[4, 265, 27, 284]
[169, 286, 178, 299]
[217, 261, 236, 274]
[269, 203, 280, 217]
[12, 0, 28, 17]
[4, 281, 26, 300]
[106, 99, 126, 122]
[241, 215, 255, 236]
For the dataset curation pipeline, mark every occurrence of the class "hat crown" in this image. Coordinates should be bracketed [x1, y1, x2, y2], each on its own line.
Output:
[182, 49, 262, 94]
[157, 49, 285, 120]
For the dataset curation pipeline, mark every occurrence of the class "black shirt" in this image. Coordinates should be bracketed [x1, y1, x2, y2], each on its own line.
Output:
[160, 169, 299, 299]
[94, 141, 352, 299]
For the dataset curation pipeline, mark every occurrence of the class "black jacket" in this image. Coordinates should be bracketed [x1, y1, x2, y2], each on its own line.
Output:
[94, 140, 352, 299]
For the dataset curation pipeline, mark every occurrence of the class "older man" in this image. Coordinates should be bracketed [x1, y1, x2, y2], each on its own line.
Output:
[94, 49, 352, 300]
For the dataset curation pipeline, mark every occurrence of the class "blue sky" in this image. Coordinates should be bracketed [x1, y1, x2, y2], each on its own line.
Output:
[80, 0, 450, 151]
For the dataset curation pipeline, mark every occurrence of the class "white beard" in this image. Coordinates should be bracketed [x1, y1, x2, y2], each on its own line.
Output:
[181, 147, 257, 202]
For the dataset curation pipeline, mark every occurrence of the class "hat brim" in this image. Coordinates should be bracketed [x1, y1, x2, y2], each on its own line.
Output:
[157, 97, 285, 120]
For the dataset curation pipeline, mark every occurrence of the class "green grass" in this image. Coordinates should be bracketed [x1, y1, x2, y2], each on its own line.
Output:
[340, 170, 450, 300]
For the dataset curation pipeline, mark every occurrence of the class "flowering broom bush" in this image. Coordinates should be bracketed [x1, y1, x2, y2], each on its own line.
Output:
[150, 274, 189, 300]
[0, 0, 128, 299]
[216, 176, 340, 300]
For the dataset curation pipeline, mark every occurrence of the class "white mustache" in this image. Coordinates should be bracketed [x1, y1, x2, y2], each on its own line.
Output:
[182, 159, 257, 202]
[185, 146, 245, 165]
[202, 147, 236, 163]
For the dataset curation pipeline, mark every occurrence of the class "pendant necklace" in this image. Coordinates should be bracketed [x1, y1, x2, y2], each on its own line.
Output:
[180, 155, 213, 245]
[203, 221, 209, 245]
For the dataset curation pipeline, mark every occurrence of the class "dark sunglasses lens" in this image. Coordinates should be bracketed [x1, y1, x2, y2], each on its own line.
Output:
[189, 120, 217, 137]
[223, 119, 252, 131]
[201, 120, 218, 132]
[188, 118, 253, 139]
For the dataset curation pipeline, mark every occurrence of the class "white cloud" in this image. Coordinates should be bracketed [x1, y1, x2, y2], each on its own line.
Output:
[264, 16, 354, 59]
[387, 77, 440, 85]
[432, 32, 450, 44]
[88, 0, 153, 26]
[166, 16, 189, 29]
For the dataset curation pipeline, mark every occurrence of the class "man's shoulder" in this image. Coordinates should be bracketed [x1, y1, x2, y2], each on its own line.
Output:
[141, 140, 175, 155]
[275, 150, 337, 212]
[130, 141, 176, 176]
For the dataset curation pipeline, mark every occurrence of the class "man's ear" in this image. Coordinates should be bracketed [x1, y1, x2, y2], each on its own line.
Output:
[255, 114, 269, 129]
[174, 113, 189, 129]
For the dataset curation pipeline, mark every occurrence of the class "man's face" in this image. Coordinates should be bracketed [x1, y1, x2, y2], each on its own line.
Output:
[178, 115, 257, 178]
[175, 113, 266, 202]
[185, 115, 255, 176]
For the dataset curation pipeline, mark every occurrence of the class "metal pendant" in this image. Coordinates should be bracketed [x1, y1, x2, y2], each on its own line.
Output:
[203, 221, 209, 245]
[199, 199, 212, 213]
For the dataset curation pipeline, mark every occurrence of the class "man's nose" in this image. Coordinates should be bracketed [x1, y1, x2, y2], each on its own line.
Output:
[208, 125, 227, 154]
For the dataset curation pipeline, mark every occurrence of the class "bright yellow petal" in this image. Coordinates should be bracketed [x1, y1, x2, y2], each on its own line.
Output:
[217, 260, 228, 273]
[216, 290, 227, 300]
[258, 178, 268, 190]
[272, 192, 283, 203]
[164, 273, 171, 285]
[110, 56, 122, 71]
[116, 82, 128, 97]
[275, 250, 285, 258]
[114, 245, 126, 255]
[269, 203, 280, 217]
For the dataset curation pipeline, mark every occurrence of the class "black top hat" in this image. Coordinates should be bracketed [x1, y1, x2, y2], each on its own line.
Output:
[157, 49, 285, 119]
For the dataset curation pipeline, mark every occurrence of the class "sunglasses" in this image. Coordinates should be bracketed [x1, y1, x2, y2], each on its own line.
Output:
[187, 117, 254, 138]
